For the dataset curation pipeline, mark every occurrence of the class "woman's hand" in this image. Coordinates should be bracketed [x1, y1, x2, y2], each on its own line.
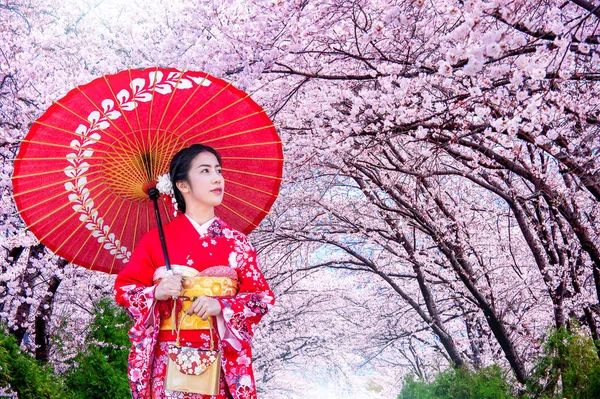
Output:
[187, 296, 222, 320]
[155, 273, 183, 300]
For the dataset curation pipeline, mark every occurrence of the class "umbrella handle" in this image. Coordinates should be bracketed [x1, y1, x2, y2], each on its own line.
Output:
[147, 187, 172, 272]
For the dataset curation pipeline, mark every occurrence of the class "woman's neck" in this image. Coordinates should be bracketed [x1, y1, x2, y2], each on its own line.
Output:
[184, 205, 215, 226]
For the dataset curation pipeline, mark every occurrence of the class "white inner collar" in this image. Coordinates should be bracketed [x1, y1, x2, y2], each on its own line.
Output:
[185, 214, 216, 235]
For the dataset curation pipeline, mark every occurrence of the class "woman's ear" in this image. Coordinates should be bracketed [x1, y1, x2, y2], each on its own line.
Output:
[176, 180, 189, 193]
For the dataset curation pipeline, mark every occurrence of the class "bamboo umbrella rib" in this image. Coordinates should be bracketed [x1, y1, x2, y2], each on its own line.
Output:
[131, 201, 142, 257]
[156, 145, 182, 180]
[141, 138, 182, 175]
[146, 66, 159, 179]
[87, 193, 127, 270]
[175, 93, 251, 137]
[221, 156, 285, 161]
[25, 184, 110, 231]
[219, 202, 257, 227]
[162, 71, 213, 134]
[101, 130, 152, 188]
[179, 109, 265, 141]
[146, 69, 198, 184]
[67, 192, 133, 267]
[103, 153, 156, 186]
[224, 179, 274, 196]
[12, 171, 104, 198]
[105, 129, 178, 184]
[14, 139, 153, 185]
[151, 140, 182, 157]
[214, 141, 282, 150]
[161, 197, 173, 224]
[155, 105, 261, 175]
[98, 158, 147, 187]
[174, 82, 264, 137]
[103, 140, 147, 187]
[107, 200, 134, 274]
[42, 186, 115, 251]
[49, 99, 138, 156]
[152, 127, 178, 181]
[33, 120, 108, 145]
[127, 68, 145, 146]
[156, 68, 187, 129]
[12, 174, 105, 214]
[97, 149, 154, 186]
[100, 73, 148, 165]
[149, 133, 179, 184]
[152, 68, 188, 158]
[21, 124, 149, 185]
[75, 85, 140, 154]
[170, 80, 234, 134]
[101, 168, 137, 186]
[223, 191, 269, 213]
[11, 165, 90, 180]
[16, 138, 115, 154]
[223, 168, 282, 180]
[101, 74, 138, 139]
[53, 195, 112, 262]
[145, 201, 150, 238]
[30, 154, 164, 201]
[156, 76, 248, 175]
[14, 156, 108, 162]
[200, 125, 275, 145]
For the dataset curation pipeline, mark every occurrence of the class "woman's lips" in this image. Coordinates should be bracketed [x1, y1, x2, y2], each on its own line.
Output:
[211, 188, 223, 194]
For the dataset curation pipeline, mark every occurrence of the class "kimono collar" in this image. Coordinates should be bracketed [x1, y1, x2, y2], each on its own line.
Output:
[184, 214, 216, 235]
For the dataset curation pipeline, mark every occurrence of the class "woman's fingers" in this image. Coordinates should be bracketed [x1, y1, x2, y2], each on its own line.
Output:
[182, 296, 221, 318]
[155, 274, 184, 300]
[187, 297, 203, 315]
[197, 301, 208, 319]
[188, 297, 208, 319]
[167, 275, 183, 289]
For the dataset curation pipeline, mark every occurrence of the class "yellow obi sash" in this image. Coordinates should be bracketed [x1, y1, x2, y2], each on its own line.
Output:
[160, 276, 238, 331]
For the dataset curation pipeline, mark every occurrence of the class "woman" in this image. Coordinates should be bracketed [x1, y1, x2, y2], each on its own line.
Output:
[114, 144, 275, 399]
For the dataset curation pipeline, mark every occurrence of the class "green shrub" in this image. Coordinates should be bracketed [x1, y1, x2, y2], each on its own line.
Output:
[63, 297, 132, 399]
[0, 328, 67, 398]
[398, 365, 515, 399]
[398, 325, 600, 399]
[528, 325, 600, 399]
[398, 374, 435, 399]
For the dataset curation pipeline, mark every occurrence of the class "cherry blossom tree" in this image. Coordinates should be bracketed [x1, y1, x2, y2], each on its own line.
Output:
[253, 0, 600, 386]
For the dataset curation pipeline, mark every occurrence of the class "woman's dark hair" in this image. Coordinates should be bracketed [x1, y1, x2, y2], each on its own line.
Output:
[169, 144, 222, 213]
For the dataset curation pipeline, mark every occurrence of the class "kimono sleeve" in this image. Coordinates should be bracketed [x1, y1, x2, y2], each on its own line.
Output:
[113, 231, 160, 335]
[215, 232, 275, 348]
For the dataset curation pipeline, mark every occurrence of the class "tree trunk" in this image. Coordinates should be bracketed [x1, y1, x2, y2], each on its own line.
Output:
[34, 259, 65, 362]
[12, 244, 45, 345]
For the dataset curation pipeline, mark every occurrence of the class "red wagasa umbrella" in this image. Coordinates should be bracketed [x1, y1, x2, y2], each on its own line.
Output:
[12, 67, 283, 274]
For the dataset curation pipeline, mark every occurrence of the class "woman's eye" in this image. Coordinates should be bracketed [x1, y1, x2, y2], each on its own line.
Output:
[201, 169, 209, 173]
[217, 169, 222, 174]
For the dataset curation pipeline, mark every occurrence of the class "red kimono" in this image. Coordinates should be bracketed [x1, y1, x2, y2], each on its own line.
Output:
[114, 215, 275, 399]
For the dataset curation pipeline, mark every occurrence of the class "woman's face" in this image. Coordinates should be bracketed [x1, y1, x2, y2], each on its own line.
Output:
[177, 151, 224, 210]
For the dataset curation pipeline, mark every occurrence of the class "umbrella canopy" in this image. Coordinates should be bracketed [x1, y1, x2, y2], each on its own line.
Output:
[12, 67, 283, 274]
